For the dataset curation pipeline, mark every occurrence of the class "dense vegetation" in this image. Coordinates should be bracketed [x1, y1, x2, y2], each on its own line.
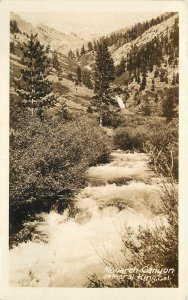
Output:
[113, 114, 178, 178]
[10, 33, 112, 245]
[125, 18, 179, 76]
[10, 115, 111, 228]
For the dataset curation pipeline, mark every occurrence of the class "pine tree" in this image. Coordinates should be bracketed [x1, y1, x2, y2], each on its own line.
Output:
[52, 51, 60, 71]
[77, 66, 82, 84]
[10, 20, 20, 34]
[52, 51, 62, 80]
[160, 69, 166, 82]
[87, 42, 93, 52]
[94, 40, 115, 93]
[162, 89, 175, 122]
[46, 44, 50, 54]
[76, 49, 80, 60]
[116, 57, 126, 77]
[16, 33, 56, 120]
[82, 71, 93, 89]
[57, 99, 69, 121]
[68, 49, 72, 59]
[80, 45, 86, 56]
[94, 39, 115, 125]
[139, 71, 147, 91]
[93, 40, 97, 51]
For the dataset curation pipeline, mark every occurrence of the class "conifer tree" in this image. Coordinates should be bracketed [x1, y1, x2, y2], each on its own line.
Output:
[160, 69, 166, 82]
[82, 72, 93, 89]
[52, 50, 62, 79]
[57, 99, 69, 121]
[16, 33, 56, 120]
[87, 42, 93, 52]
[93, 40, 97, 51]
[76, 49, 80, 60]
[94, 40, 115, 93]
[80, 45, 86, 56]
[93, 39, 115, 125]
[116, 57, 126, 77]
[162, 89, 175, 122]
[46, 44, 50, 54]
[10, 20, 20, 34]
[139, 71, 147, 91]
[68, 49, 72, 59]
[52, 51, 59, 69]
[77, 66, 82, 84]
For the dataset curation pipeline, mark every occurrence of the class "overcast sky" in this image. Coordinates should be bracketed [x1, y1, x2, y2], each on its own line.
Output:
[19, 11, 163, 40]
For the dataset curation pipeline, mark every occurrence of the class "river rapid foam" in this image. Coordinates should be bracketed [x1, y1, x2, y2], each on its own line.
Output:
[10, 150, 164, 287]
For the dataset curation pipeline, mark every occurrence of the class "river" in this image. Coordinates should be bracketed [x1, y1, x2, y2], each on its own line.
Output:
[10, 150, 164, 287]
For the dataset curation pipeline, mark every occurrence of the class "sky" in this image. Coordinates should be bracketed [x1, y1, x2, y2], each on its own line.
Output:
[19, 11, 163, 40]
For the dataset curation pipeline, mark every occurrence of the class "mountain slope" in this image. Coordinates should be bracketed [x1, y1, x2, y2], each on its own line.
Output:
[112, 13, 178, 65]
[10, 13, 86, 55]
[10, 12, 179, 119]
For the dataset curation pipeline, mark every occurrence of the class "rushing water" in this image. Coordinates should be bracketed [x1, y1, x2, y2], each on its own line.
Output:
[10, 150, 164, 287]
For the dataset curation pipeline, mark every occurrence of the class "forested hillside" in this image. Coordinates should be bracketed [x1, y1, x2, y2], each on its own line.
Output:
[66, 12, 179, 117]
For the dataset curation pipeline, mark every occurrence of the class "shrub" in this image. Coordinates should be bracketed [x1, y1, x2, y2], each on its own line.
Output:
[10, 116, 111, 227]
[102, 111, 123, 128]
[113, 126, 148, 151]
[145, 119, 178, 179]
[162, 88, 177, 121]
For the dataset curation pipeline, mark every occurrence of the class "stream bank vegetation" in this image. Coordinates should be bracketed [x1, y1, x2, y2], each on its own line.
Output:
[10, 114, 112, 247]
[87, 117, 178, 288]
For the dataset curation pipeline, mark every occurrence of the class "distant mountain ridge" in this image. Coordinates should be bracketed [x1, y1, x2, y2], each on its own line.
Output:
[10, 12, 86, 55]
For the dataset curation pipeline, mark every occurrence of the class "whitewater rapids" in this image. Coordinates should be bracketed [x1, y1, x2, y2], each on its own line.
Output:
[10, 150, 164, 287]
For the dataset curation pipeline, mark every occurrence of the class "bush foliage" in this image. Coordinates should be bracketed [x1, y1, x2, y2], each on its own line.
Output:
[113, 117, 178, 180]
[114, 126, 149, 152]
[145, 118, 178, 179]
[10, 116, 111, 226]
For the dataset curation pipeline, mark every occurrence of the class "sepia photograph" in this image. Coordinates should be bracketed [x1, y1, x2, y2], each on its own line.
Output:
[8, 7, 180, 289]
